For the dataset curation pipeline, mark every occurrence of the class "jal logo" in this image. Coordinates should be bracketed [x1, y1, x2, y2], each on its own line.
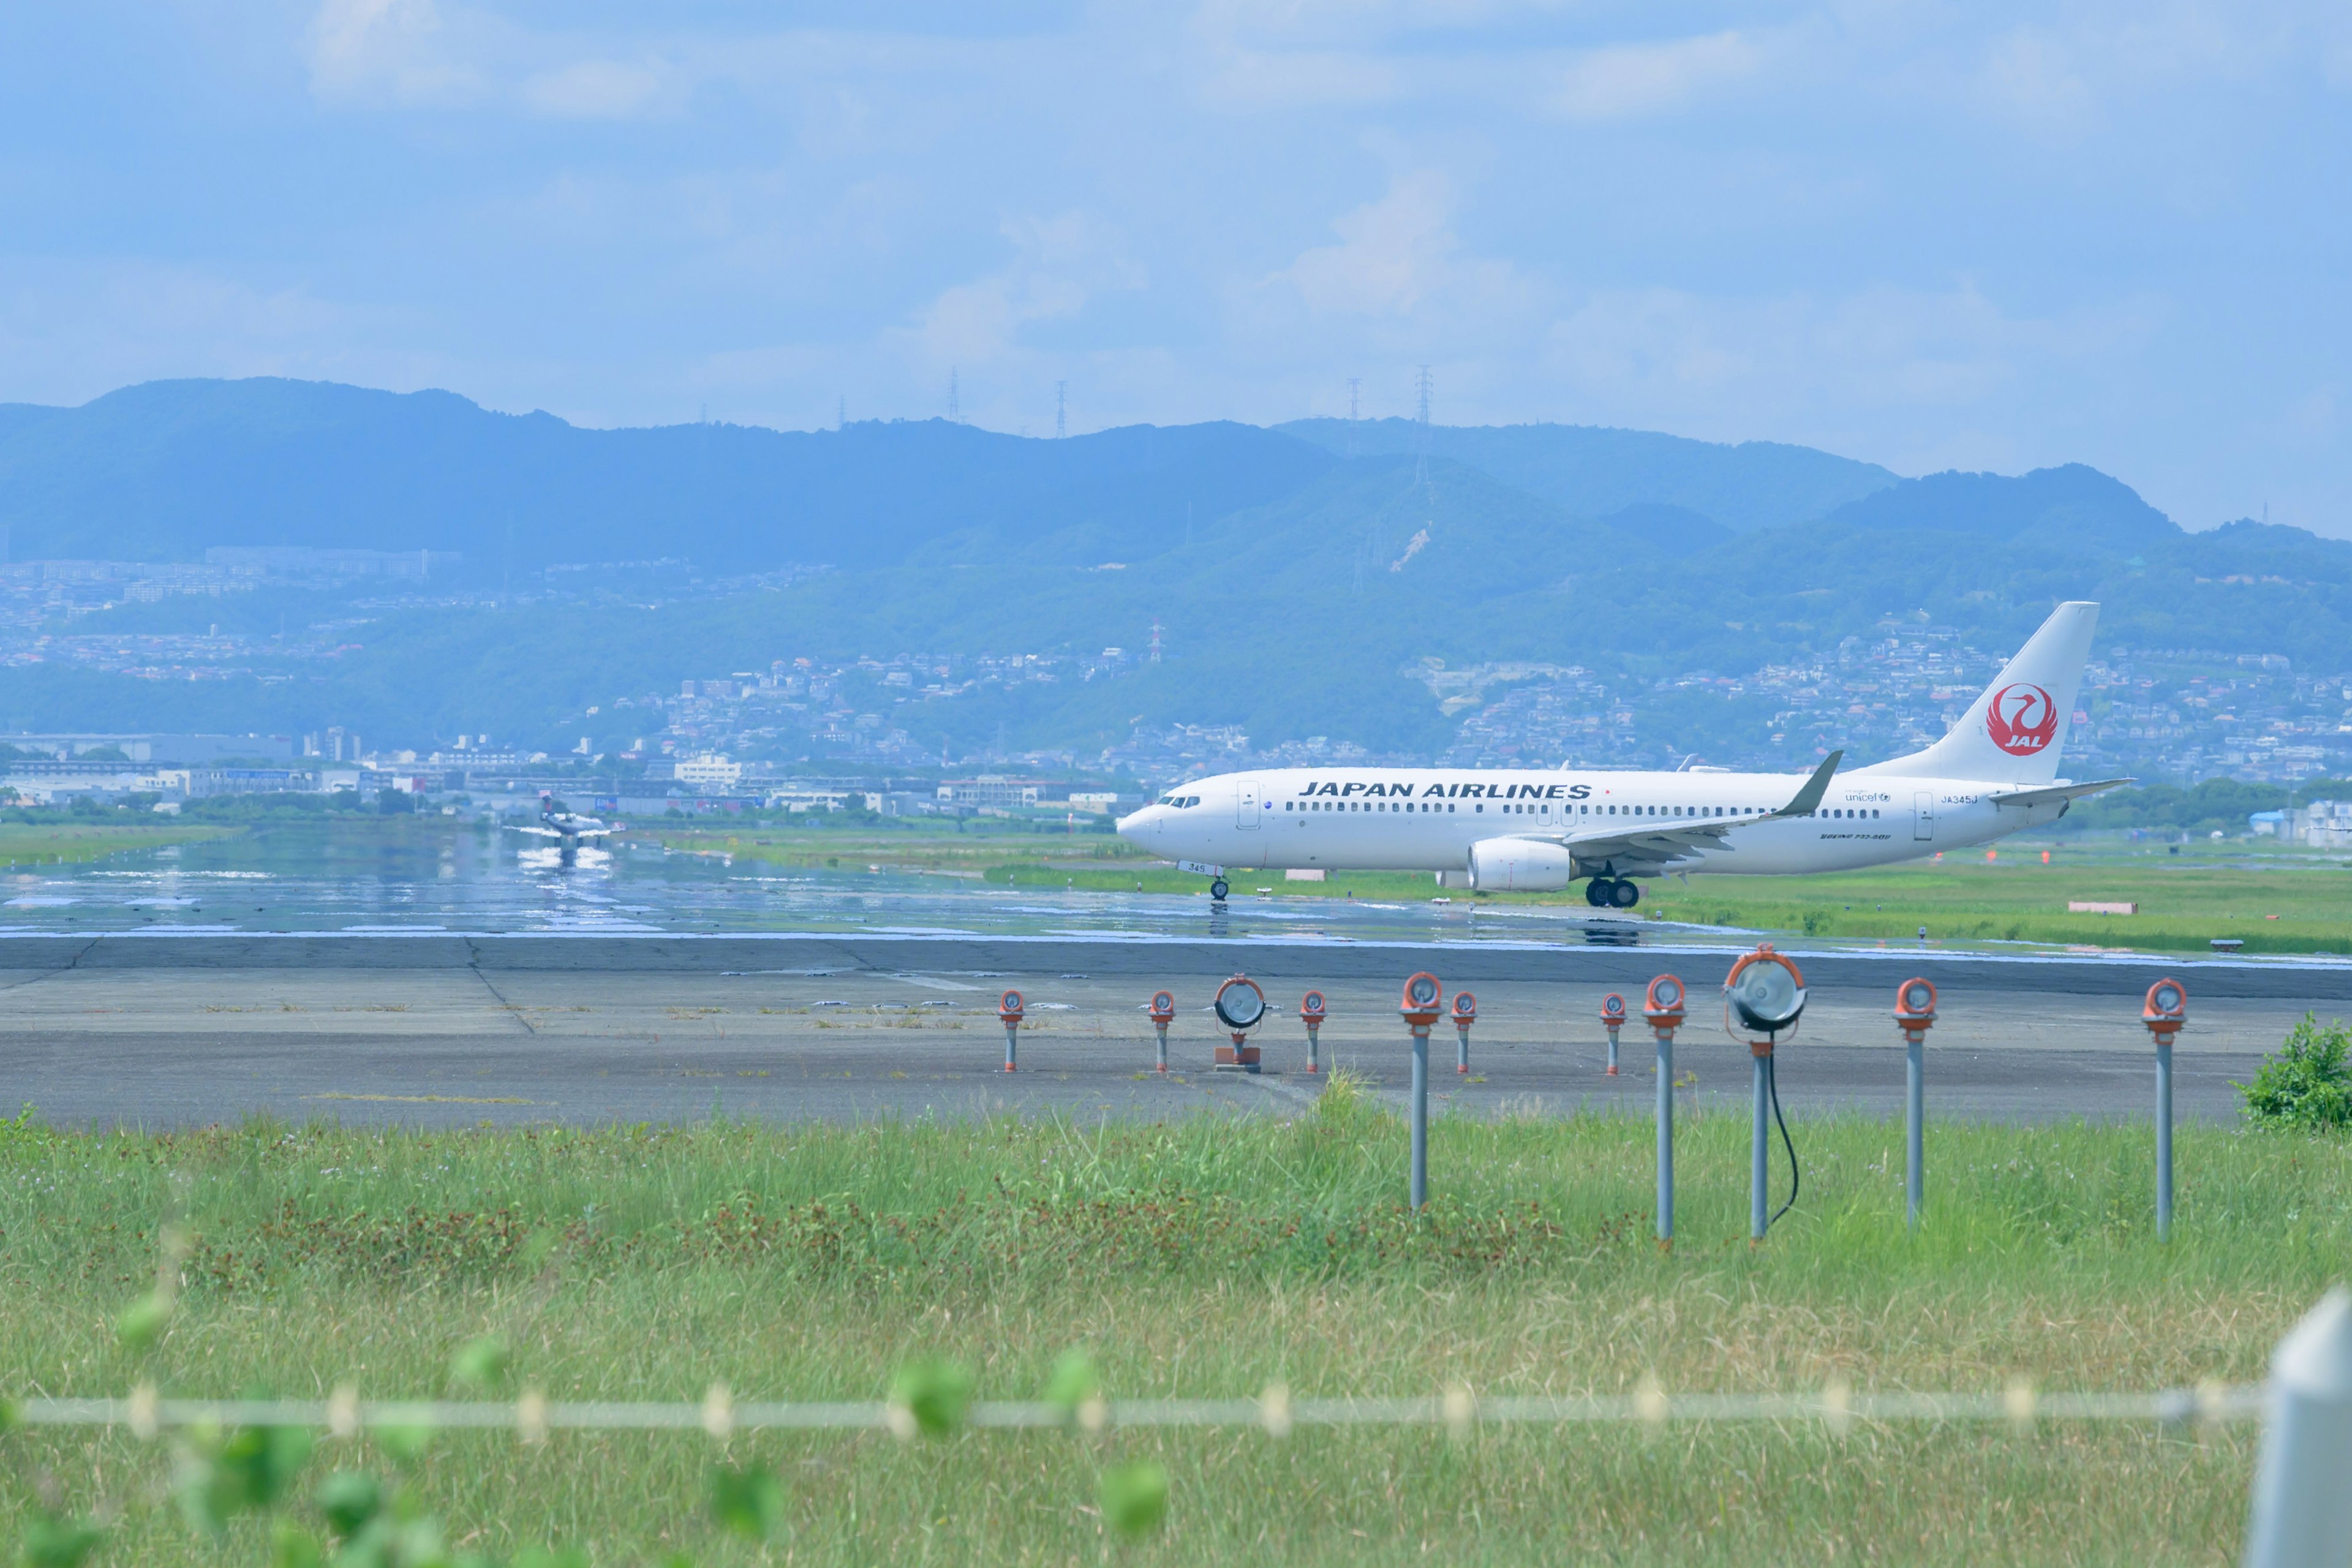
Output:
[1986, 682, 2059, 756]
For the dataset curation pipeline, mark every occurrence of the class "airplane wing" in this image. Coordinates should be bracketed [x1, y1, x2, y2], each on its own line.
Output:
[1984, 777, 2133, 810]
[507, 824, 563, 838]
[1515, 751, 1847, 877]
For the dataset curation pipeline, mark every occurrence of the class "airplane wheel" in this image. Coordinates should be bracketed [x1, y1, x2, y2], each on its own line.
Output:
[1583, 880, 1610, 908]
[1609, 879, 1641, 910]
[1209, 878, 1229, 902]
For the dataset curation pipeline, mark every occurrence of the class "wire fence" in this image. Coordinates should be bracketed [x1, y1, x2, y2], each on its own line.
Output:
[12, 1379, 2267, 1441]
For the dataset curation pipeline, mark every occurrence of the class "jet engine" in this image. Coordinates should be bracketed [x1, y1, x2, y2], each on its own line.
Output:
[1466, 837, 1579, 892]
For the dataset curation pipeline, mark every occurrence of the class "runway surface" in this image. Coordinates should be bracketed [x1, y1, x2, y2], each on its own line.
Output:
[2, 956, 2331, 1129]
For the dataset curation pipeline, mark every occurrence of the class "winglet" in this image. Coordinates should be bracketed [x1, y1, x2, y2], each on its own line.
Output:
[1770, 751, 1844, 820]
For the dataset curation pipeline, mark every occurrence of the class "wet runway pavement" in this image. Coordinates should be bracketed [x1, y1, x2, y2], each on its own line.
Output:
[1, 959, 2323, 1129]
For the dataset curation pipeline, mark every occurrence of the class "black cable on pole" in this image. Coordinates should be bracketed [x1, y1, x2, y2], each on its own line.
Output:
[1766, 1050, 1800, 1229]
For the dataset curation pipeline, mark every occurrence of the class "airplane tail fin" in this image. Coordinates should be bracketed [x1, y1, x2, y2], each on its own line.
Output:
[1861, 601, 2098, 784]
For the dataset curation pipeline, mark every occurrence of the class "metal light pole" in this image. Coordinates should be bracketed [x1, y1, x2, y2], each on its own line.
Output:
[1401, 973, 1444, 1213]
[1147, 989, 1175, 1075]
[998, 989, 1024, 1072]
[1894, 979, 1937, 1230]
[2143, 979, 2187, 1242]
[1299, 990, 1327, 1075]
[1724, 946, 1807, 1245]
[1643, 976, 1686, 1248]
[1213, 975, 1267, 1074]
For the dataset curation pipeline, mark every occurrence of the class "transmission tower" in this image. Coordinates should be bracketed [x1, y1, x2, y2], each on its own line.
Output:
[1412, 366, 1433, 494]
[1348, 378, 1360, 421]
[1056, 381, 1067, 439]
[948, 369, 960, 423]
[836, 394, 845, 431]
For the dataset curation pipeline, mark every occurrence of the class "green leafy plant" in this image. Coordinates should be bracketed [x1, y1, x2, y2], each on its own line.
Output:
[888, 1356, 973, 1438]
[176, 1418, 315, 1536]
[448, 1335, 511, 1390]
[2241, 1014, 2352, 1129]
[709, 1462, 788, 1539]
[115, 1288, 174, 1352]
[1044, 1348, 1101, 1420]
[17, 1513, 104, 1568]
[1098, 1460, 1169, 1539]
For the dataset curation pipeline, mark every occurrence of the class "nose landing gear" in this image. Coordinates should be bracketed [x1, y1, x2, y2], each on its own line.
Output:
[1585, 876, 1640, 910]
[1208, 878, 1230, 903]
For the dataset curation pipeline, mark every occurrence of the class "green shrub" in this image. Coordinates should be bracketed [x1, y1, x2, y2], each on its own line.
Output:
[2240, 1013, 2352, 1129]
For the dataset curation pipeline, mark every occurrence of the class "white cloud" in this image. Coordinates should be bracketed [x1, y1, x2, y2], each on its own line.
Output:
[1548, 30, 1765, 121]
[1539, 280, 2169, 478]
[896, 213, 1148, 372]
[306, 0, 480, 105]
[1275, 172, 1529, 323]
[1285, 172, 1458, 317]
[521, 59, 666, 119]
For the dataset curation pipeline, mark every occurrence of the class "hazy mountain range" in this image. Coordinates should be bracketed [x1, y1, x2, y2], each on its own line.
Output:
[0, 377, 2343, 765]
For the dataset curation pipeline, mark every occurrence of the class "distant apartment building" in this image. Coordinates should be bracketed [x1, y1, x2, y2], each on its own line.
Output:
[674, 753, 745, 790]
[937, 778, 1042, 810]
[2256, 801, 2352, 847]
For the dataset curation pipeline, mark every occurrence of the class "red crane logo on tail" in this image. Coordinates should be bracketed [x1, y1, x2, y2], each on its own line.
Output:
[1986, 682, 2059, 756]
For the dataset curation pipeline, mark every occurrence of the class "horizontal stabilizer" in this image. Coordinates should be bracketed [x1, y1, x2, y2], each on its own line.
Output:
[1985, 777, 2133, 810]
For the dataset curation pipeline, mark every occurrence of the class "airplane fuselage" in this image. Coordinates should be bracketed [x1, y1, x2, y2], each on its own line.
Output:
[1117, 766, 2073, 879]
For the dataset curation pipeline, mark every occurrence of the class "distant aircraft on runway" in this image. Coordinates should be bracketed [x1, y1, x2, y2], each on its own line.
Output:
[1119, 600, 2127, 906]
[510, 793, 614, 863]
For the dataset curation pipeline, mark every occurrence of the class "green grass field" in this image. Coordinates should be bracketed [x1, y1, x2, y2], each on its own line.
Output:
[0, 820, 235, 869]
[655, 819, 2352, 956]
[6, 1088, 2343, 1566]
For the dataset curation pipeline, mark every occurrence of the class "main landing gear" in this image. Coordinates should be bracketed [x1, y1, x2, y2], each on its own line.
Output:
[1209, 878, 1230, 903]
[1585, 876, 1640, 910]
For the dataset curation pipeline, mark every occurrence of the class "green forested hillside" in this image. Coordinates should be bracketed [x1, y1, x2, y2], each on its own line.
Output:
[1276, 417, 1897, 530]
[2, 379, 2348, 761]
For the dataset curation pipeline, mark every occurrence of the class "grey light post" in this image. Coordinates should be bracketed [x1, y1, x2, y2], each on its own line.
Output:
[1724, 946, 1807, 1244]
[1298, 990, 1327, 1075]
[1600, 992, 1625, 1077]
[1401, 973, 1444, 1213]
[2244, 1287, 2352, 1568]
[2142, 978, 2187, 1242]
[1643, 976, 1687, 1248]
[998, 989, 1024, 1072]
[1147, 989, 1175, 1074]
[1893, 978, 1937, 1231]
[1451, 990, 1476, 1076]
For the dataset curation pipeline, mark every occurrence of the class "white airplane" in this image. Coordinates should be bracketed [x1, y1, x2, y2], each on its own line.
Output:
[510, 793, 614, 861]
[1117, 601, 2127, 906]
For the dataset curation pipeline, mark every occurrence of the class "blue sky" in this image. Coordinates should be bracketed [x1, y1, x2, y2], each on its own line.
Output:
[3, 2, 2348, 532]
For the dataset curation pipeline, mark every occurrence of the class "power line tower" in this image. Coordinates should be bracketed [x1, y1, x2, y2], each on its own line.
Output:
[836, 394, 845, 431]
[1412, 365, 1433, 492]
[1055, 381, 1067, 439]
[948, 369, 960, 423]
[1348, 377, 1360, 421]
[1149, 618, 1162, 664]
